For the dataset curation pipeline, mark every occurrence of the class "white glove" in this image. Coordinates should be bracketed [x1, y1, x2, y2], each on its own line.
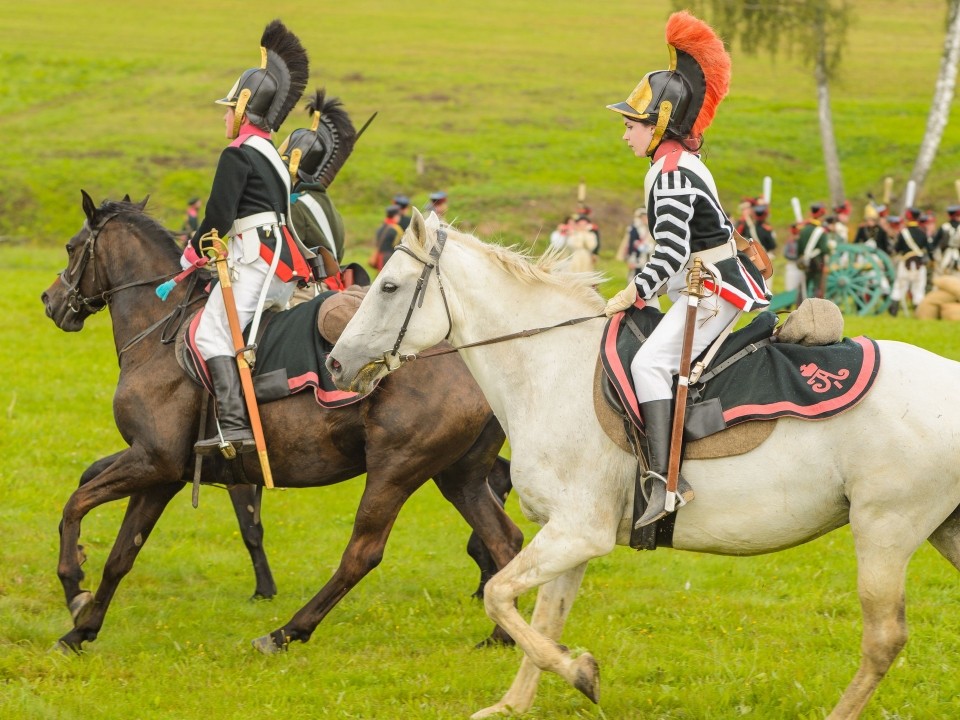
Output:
[604, 282, 638, 317]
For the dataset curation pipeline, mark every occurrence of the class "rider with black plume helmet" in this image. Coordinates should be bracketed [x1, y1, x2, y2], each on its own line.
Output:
[184, 19, 310, 456]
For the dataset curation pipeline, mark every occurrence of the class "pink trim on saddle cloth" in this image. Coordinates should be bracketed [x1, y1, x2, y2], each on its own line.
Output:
[722, 335, 878, 423]
[287, 371, 360, 405]
[603, 308, 643, 423]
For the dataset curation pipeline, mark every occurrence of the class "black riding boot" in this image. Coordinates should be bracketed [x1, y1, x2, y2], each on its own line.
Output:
[194, 356, 256, 456]
[634, 399, 695, 529]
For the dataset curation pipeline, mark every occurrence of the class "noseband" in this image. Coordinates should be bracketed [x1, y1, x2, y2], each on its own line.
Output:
[387, 226, 453, 360]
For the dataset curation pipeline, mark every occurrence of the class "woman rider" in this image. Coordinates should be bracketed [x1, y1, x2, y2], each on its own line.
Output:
[182, 20, 312, 455]
[603, 12, 770, 527]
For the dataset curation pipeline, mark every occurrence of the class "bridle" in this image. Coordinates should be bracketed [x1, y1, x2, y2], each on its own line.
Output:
[387, 226, 453, 361]
[381, 225, 603, 366]
[61, 212, 179, 315]
[58, 210, 201, 356]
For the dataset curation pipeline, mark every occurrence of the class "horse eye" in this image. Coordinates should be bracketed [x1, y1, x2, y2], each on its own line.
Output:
[66, 244, 74, 255]
[382, 282, 398, 294]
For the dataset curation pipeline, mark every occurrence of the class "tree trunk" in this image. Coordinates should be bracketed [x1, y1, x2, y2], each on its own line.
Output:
[909, 0, 960, 194]
[815, 37, 845, 206]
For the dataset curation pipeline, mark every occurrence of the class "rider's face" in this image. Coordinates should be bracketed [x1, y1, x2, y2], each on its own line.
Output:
[623, 119, 655, 158]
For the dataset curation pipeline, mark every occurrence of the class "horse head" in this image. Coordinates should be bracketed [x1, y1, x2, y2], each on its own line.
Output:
[328, 207, 453, 394]
[41, 189, 176, 331]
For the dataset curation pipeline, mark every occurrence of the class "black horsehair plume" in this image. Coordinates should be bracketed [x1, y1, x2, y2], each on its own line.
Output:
[306, 88, 358, 188]
[261, 19, 309, 130]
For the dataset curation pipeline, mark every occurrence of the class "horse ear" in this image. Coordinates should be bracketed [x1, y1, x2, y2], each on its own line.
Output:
[137, 194, 150, 211]
[121, 194, 131, 202]
[81, 189, 97, 222]
[409, 207, 426, 250]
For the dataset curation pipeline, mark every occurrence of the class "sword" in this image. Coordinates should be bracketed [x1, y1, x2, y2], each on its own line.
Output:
[201, 230, 275, 488]
[665, 257, 706, 512]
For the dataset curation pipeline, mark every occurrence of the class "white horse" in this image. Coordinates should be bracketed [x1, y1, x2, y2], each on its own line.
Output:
[328, 209, 960, 720]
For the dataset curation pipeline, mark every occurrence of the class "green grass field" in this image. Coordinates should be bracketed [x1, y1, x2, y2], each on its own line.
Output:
[5, 1, 960, 718]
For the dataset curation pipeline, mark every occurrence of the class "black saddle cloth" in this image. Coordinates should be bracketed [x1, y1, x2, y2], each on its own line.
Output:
[182, 291, 361, 409]
[601, 305, 880, 440]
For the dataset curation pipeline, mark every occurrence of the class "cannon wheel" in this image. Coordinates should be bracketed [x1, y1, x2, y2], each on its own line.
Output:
[819, 243, 896, 316]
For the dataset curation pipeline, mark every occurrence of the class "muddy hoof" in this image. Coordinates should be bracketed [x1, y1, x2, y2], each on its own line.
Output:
[572, 652, 600, 703]
[251, 628, 288, 655]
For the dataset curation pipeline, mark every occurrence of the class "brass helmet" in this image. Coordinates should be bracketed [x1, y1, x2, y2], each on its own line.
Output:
[607, 11, 731, 156]
[216, 19, 309, 138]
[278, 89, 358, 189]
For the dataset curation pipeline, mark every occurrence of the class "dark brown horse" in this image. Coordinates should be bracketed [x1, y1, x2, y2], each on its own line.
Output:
[41, 191, 523, 653]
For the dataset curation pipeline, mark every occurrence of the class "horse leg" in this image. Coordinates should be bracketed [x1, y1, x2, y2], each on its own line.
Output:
[466, 456, 513, 600]
[62, 452, 126, 578]
[471, 563, 587, 719]
[927, 505, 960, 570]
[226, 484, 277, 600]
[57, 481, 183, 652]
[252, 473, 426, 653]
[827, 509, 926, 720]
[434, 451, 522, 646]
[472, 519, 614, 717]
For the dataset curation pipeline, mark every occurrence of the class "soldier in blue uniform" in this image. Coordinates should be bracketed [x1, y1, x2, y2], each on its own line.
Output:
[184, 20, 310, 455]
[604, 11, 770, 526]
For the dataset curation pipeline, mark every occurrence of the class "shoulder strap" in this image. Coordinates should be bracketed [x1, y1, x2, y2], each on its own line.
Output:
[296, 193, 338, 259]
[900, 228, 923, 256]
[802, 226, 825, 261]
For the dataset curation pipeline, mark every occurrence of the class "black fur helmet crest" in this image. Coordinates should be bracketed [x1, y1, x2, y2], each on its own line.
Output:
[278, 89, 358, 189]
[216, 19, 309, 137]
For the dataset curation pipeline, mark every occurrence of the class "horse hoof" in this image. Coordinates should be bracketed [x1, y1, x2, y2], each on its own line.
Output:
[251, 629, 288, 655]
[68, 591, 94, 624]
[50, 639, 79, 656]
[470, 703, 514, 719]
[474, 627, 515, 649]
[571, 652, 600, 704]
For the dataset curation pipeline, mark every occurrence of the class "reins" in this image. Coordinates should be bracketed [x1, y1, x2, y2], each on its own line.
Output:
[398, 313, 604, 362]
[387, 225, 604, 364]
[62, 209, 203, 358]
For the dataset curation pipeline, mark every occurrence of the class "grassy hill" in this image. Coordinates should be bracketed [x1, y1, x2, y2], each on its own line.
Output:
[3, 0, 959, 255]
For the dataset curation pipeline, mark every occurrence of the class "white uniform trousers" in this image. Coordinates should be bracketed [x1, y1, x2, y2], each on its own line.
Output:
[195, 235, 296, 360]
[631, 294, 741, 403]
[890, 260, 927, 306]
[784, 261, 806, 301]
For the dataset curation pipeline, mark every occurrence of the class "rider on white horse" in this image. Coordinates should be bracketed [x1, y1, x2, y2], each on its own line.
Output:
[604, 13, 770, 527]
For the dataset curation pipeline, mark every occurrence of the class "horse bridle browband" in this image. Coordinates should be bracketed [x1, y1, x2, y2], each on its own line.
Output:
[383, 225, 603, 365]
[387, 226, 453, 360]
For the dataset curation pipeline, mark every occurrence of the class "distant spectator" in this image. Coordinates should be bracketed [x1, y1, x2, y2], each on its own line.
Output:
[616, 207, 651, 280]
[371, 204, 403, 271]
[564, 214, 598, 272]
[423, 191, 448, 218]
[576, 203, 601, 254]
[178, 197, 202, 248]
[549, 215, 574, 251]
[394, 194, 412, 230]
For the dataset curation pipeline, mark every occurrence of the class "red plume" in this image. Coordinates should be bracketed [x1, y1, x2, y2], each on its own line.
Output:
[666, 11, 731, 137]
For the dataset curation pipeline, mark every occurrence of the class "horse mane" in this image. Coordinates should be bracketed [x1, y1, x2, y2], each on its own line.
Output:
[95, 199, 182, 258]
[425, 224, 607, 311]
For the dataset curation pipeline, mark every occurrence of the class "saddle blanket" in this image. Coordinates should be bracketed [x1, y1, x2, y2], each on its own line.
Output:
[601, 305, 880, 440]
[184, 291, 361, 409]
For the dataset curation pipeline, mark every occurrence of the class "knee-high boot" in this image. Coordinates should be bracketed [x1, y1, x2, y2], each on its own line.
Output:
[634, 399, 695, 528]
[194, 356, 256, 456]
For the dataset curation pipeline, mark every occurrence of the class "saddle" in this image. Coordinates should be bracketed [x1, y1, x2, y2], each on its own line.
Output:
[597, 303, 881, 551]
[177, 287, 370, 409]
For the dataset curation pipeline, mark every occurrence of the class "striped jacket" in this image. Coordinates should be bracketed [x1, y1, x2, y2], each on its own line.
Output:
[635, 141, 770, 311]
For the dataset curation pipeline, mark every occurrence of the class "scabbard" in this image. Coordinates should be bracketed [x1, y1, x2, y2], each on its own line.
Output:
[212, 253, 274, 488]
[665, 258, 704, 504]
